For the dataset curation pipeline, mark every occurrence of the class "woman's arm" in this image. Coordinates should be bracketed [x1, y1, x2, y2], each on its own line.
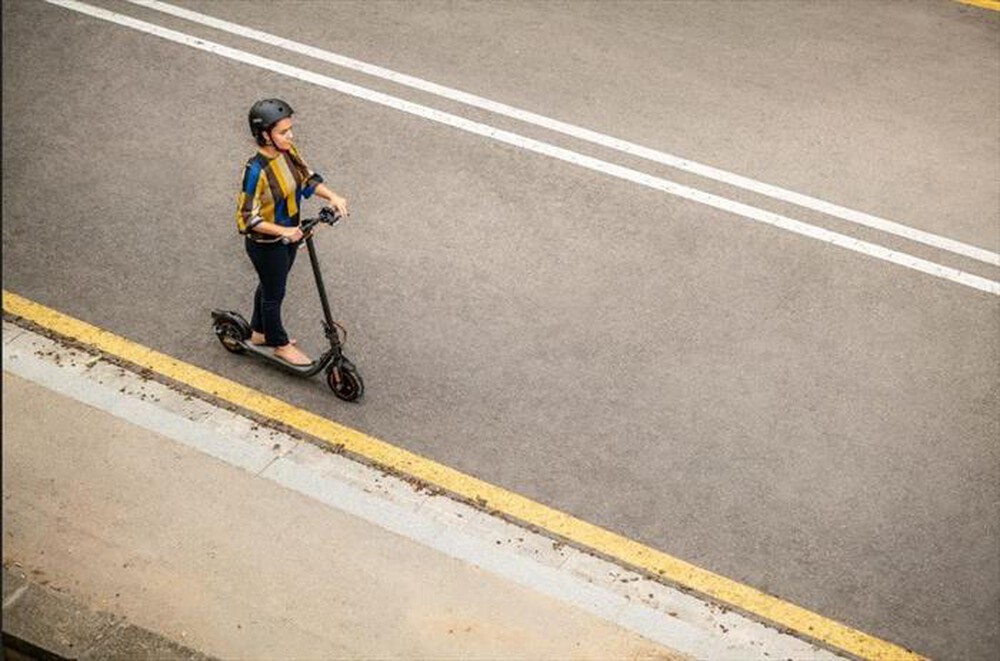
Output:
[289, 145, 346, 216]
[251, 220, 303, 242]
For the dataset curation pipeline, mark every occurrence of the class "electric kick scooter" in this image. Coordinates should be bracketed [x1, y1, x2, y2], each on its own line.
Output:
[211, 207, 364, 402]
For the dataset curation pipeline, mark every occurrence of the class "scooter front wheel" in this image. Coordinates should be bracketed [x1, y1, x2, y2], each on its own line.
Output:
[214, 318, 248, 354]
[327, 358, 364, 402]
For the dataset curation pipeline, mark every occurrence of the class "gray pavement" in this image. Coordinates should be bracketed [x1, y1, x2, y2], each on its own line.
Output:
[3, 1, 999, 658]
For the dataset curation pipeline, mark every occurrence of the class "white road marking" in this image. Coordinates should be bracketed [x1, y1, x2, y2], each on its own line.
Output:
[45, 0, 1000, 296]
[2, 322, 845, 660]
[129, 0, 1000, 267]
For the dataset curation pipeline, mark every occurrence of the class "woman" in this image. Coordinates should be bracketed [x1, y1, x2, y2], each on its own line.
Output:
[235, 98, 349, 366]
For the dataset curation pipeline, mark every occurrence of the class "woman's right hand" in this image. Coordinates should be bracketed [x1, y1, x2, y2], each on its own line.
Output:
[284, 227, 304, 243]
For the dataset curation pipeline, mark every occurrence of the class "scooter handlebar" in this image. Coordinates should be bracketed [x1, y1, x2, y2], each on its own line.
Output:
[280, 207, 343, 244]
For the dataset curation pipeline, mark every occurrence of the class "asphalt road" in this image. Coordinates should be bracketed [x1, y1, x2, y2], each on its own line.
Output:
[4, 0, 998, 658]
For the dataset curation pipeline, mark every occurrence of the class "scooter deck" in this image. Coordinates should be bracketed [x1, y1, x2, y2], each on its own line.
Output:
[242, 341, 321, 374]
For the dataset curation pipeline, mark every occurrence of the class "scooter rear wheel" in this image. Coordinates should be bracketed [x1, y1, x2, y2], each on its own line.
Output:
[214, 318, 248, 354]
[327, 359, 364, 402]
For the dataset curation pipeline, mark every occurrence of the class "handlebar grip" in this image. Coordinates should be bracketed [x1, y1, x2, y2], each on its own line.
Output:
[277, 210, 339, 245]
[319, 207, 342, 224]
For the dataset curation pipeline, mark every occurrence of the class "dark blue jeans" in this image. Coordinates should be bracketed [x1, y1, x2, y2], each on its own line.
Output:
[245, 238, 299, 347]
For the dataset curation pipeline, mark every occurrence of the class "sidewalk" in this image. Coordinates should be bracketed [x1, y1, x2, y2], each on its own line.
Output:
[2, 321, 839, 660]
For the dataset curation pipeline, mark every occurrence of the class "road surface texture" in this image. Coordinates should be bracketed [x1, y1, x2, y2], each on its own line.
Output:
[3, 1, 998, 658]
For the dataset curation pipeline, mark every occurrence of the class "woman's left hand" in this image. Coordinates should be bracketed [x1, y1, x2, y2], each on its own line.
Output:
[329, 195, 349, 217]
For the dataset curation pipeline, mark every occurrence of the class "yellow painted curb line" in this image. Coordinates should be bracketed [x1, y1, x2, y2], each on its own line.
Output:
[3, 289, 925, 661]
[956, 0, 1000, 11]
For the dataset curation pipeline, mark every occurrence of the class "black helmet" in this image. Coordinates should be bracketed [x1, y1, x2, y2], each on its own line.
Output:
[248, 98, 294, 145]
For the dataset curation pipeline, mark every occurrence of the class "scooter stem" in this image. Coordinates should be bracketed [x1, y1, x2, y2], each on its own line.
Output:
[305, 236, 337, 341]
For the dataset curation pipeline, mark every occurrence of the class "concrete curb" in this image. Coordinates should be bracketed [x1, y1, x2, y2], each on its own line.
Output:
[2, 566, 215, 661]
